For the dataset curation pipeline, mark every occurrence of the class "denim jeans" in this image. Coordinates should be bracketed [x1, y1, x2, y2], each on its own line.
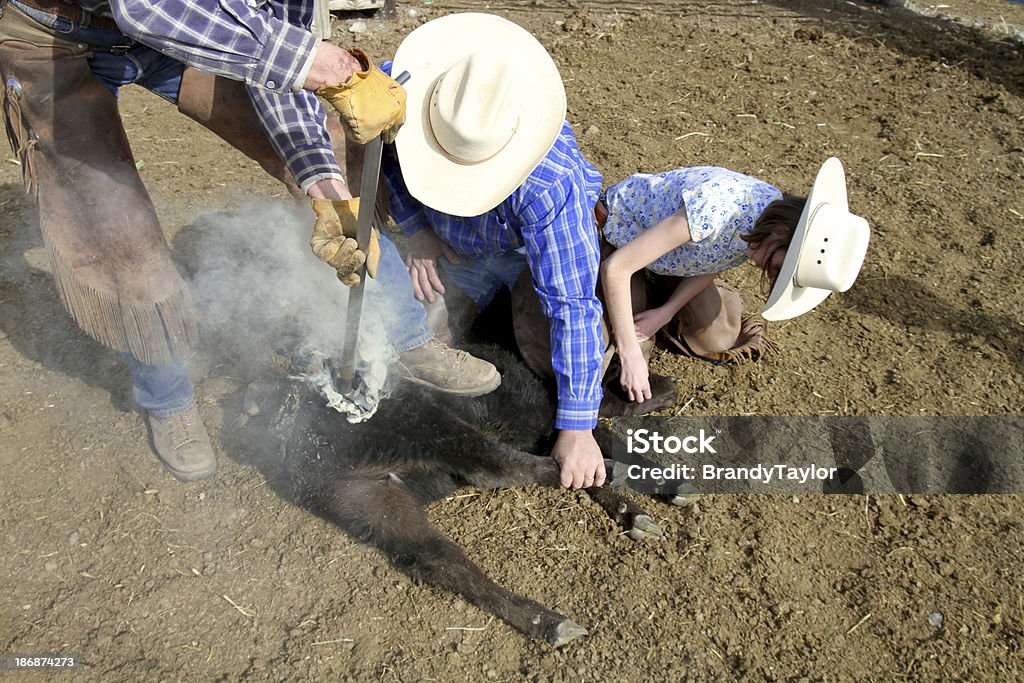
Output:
[10, 0, 433, 412]
[441, 248, 530, 308]
[367, 236, 434, 353]
[9, 0, 185, 102]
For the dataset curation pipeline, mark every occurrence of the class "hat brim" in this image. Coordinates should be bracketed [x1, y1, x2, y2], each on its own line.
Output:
[392, 13, 567, 217]
[761, 157, 849, 321]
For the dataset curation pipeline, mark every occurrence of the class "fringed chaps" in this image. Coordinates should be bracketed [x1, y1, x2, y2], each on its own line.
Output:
[0, 7, 196, 364]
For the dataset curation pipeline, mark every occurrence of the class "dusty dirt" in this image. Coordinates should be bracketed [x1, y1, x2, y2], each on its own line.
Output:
[2, 0, 1023, 680]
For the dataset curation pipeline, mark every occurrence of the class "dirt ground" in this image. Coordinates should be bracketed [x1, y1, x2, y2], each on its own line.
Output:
[2, 0, 1023, 680]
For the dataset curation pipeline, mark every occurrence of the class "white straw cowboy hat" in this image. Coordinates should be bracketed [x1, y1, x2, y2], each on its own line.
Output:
[761, 157, 871, 321]
[391, 13, 567, 217]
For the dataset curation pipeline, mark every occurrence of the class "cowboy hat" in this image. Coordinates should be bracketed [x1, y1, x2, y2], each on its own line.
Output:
[391, 13, 567, 217]
[761, 157, 871, 321]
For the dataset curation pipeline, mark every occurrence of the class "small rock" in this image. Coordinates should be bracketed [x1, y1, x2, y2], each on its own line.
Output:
[348, 21, 367, 34]
[928, 612, 944, 628]
[584, 124, 600, 136]
[68, 531, 80, 545]
[44, 560, 58, 572]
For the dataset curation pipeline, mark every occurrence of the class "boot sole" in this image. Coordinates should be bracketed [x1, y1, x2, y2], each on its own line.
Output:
[398, 370, 502, 397]
[154, 453, 217, 483]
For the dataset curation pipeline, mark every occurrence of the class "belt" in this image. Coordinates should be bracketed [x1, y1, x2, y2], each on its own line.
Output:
[594, 197, 608, 230]
[13, 0, 121, 31]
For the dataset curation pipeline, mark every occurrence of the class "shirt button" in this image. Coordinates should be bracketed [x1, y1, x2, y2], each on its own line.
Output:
[266, 80, 277, 89]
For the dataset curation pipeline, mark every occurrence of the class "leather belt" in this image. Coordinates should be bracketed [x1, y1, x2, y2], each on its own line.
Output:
[594, 197, 608, 230]
[13, 0, 121, 32]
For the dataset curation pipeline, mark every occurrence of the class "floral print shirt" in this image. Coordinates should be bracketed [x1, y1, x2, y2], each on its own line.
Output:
[602, 167, 783, 277]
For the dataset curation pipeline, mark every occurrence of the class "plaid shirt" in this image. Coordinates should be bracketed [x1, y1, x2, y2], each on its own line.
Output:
[384, 121, 606, 431]
[81, 0, 341, 189]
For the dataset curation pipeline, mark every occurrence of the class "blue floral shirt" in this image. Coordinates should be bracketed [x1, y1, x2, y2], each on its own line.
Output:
[602, 167, 782, 277]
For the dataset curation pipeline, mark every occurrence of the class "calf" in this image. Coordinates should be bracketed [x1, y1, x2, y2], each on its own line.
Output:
[240, 345, 691, 646]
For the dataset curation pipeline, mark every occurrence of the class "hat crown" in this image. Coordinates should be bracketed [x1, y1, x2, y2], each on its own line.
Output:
[429, 52, 519, 164]
[794, 203, 870, 292]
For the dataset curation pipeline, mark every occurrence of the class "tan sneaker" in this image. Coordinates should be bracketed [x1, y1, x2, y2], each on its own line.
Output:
[395, 339, 501, 396]
[147, 406, 217, 482]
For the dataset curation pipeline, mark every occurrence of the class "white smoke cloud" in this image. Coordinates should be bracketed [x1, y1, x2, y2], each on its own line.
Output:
[182, 200, 395, 421]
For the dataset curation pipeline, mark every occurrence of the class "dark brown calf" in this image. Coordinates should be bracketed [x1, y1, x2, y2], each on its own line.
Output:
[242, 345, 692, 646]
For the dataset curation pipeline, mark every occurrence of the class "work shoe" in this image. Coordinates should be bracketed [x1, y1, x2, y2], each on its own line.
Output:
[146, 406, 217, 482]
[395, 339, 501, 396]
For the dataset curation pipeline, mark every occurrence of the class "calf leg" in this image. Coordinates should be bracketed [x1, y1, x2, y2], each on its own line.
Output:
[323, 477, 588, 646]
[595, 429, 701, 506]
[453, 445, 566, 489]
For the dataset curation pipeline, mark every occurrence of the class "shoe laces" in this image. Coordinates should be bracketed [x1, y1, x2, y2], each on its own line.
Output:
[166, 412, 201, 449]
[430, 339, 469, 365]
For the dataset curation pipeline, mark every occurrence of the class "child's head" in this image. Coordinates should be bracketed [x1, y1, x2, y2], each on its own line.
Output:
[742, 196, 807, 288]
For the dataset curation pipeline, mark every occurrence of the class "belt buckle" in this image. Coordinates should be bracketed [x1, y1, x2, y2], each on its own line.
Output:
[108, 44, 133, 56]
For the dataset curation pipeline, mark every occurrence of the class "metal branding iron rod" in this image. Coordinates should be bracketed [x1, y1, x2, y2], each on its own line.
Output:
[330, 71, 411, 408]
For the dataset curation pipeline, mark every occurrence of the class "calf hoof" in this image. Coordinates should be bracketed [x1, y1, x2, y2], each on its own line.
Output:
[626, 513, 663, 541]
[668, 482, 701, 507]
[547, 619, 589, 647]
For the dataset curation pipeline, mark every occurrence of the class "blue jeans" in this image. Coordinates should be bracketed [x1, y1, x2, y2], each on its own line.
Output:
[441, 248, 530, 308]
[368, 236, 434, 353]
[10, 0, 185, 102]
[11, 0, 433, 412]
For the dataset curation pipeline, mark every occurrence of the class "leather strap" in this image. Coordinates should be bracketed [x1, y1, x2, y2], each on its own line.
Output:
[594, 197, 608, 229]
[13, 0, 121, 32]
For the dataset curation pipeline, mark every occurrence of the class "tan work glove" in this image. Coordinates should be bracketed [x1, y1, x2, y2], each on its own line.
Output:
[315, 49, 406, 145]
[310, 197, 381, 286]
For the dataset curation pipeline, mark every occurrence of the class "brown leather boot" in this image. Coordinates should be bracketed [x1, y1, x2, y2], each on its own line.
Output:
[395, 340, 501, 396]
[147, 406, 217, 482]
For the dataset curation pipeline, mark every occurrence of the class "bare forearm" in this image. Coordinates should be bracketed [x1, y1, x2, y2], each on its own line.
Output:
[600, 258, 642, 353]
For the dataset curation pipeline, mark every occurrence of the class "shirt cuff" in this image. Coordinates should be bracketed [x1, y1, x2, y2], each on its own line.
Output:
[299, 171, 346, 194]
[253, 21, 318, 93]
[285, 145, 343, 190]
[293, 40, 320, 93]
[554, 398, 601, 431]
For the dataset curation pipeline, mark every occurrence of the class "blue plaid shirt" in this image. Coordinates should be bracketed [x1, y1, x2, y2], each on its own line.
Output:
[384, 121, 606, 430]
[85, 0, 341, 189]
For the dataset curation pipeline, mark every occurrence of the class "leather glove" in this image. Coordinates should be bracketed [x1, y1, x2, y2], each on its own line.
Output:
[315, 49, 406, 145]
[310, 197, 381, 286]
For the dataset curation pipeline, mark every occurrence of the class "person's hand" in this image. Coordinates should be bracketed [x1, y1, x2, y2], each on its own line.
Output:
[618, 345, 652, 404]
[314, 48, 406, 145]
[551, 429, 606, 489]
[633, 306, 672, 342]
[310, 198, 380, 286]
[406, 229, 460, 302]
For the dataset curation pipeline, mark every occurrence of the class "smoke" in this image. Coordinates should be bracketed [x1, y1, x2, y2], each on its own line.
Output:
[182, 200, 396, 421]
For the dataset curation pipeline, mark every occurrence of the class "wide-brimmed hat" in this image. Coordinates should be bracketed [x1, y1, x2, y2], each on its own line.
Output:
[663, 282, 777, 364]
[761, 157, 871, 321]
[391, 13, 567, 217]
